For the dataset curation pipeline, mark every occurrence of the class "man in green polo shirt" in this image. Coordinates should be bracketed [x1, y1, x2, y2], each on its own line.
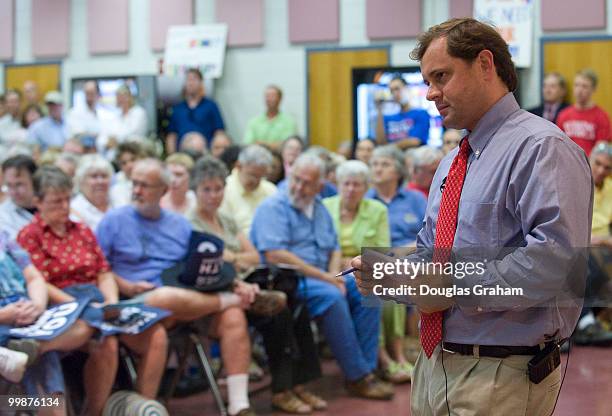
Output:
[243, 85, 297, 149]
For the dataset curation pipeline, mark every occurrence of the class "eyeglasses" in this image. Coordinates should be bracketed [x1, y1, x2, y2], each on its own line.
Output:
[132, 180, 164, 190]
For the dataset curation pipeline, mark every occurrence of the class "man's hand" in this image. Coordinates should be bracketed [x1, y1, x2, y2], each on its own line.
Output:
[126, 281, 156, 298]
[233, 280, 260, 309]
[350, 251, 455, 313]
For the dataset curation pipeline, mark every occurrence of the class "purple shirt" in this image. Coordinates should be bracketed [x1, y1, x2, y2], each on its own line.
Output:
[404, 93, 593, 345]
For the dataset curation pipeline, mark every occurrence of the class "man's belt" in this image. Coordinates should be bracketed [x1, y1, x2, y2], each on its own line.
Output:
[441, 342, 554, 358]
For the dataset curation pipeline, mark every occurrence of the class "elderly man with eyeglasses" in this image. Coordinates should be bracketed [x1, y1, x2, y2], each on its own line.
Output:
[96, 158, 274, 416]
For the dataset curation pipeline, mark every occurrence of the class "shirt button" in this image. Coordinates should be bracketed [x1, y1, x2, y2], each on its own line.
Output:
[475, 149, 481, 156]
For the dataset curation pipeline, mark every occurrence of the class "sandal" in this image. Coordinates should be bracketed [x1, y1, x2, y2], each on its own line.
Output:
[382, 360, 411, 384]
[293, 388, 327, 410]
[272, 391, 312, 414]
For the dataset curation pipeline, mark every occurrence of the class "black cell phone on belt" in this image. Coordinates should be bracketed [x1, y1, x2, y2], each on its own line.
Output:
[527, 342, 560, 384]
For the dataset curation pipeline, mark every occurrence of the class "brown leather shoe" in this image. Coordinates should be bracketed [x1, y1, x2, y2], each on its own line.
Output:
[346, 373, 394, 400]
[250, 290, 287, 316]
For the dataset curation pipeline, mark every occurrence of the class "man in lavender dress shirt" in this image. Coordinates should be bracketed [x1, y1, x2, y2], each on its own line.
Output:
[352, 18, 592, 415]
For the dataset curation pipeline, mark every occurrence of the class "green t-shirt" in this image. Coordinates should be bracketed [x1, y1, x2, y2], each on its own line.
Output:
[243, 112, 297, 145]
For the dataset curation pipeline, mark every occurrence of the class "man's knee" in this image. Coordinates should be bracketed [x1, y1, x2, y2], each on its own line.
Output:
[217, 307, 248, 335]
[90, 336, 119, 360]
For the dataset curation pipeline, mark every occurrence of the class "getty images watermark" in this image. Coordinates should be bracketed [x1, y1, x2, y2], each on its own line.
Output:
[370, 258, 524, 298]
[357, 246, 596, 309]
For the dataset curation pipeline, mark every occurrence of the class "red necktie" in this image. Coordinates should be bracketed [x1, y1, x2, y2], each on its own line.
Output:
[420, 137, 471, 358]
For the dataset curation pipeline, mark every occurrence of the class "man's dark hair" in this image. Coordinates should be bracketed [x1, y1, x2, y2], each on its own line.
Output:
[117, 141, 145, 159]
[2, 155, 37, 176]
[410, 18, 518, 92]
[187, 68, 203, 81]
[219, 145, 242, 173]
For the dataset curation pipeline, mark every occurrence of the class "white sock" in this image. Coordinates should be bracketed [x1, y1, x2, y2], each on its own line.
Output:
[577, 312, 596, 330]
[0, 346, 28, 383]
[218, 292, 241, 310]
[226, 373, 249, 415]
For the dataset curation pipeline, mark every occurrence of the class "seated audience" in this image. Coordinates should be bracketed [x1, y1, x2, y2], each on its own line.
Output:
[0, 230, 93, 389]
[441, 129, 462, 155]
[406, 146, 443, 199]
[220, 145, 242, 172]
[354, 138, 375, 165]
[54, 152, 80, 180]
[251, 153, 393, 400]
[70, 154, 115, 231]
[336, 141, 352, 160]
[160, 153, 196, 215]
[96, 158, 265, 416]
[188, 156, 325, 413]
[210, 131, 232, 159]
[220, 145, 277, 236]
[27, 91, 69, 158]
[277, 147, 337, 199]
[366, 145, 428, 380]
[367, 145, 427, 247]
[280, 136, 304, 178]
[244, 85, 297, 150]
[266, 148, 284, 185]
[17, 166, 167, 415]
[0, 156, 37, 239]
[573, 141, 612, 345]
[179, 131, 208, 161]
[111, 141, 144, 207]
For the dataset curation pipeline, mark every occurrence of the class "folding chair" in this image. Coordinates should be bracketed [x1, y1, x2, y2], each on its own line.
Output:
[162, 322, 227, 416]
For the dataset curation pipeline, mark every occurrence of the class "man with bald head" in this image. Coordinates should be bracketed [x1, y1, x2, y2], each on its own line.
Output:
[96, 158, 261, 416]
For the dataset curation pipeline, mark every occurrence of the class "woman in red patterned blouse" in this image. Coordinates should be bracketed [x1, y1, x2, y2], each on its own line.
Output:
[18, 166, 167, 416]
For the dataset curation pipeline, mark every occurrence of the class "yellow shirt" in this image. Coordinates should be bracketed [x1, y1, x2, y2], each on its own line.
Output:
[592, 177, 612, 237]
[339, 221, 360, 257]
[220, 169, 277, 236]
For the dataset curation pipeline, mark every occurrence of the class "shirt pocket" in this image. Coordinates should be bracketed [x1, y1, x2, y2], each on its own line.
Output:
[455, 201, 499, 247]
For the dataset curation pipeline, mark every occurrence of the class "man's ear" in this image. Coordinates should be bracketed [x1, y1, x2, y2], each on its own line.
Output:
[477, 49, 495, 81]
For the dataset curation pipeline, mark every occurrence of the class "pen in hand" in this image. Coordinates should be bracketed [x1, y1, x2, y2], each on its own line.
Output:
[335, 251, 395, 278]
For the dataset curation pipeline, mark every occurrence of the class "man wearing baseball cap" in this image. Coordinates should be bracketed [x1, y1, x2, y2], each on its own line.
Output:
[27, 90, 69, 155]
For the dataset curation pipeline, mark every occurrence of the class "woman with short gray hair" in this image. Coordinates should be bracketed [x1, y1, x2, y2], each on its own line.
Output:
[366, 144, 428, 383]
[70, 154, 115, 231]
[188, 155, 326, 413]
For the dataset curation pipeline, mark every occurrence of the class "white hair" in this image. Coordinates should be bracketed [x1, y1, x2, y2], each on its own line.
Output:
[371, 144, 405, 179]
[336, 160, 370, 185]
[134, 158, 172, 186]
[411, 146, 444, 167]
[238, 144, 273, 167]
[75, 154, 113, 191]
[291, 153, 326, 183]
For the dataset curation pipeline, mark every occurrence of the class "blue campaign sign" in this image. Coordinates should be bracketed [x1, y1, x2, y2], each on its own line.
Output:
[82, 302, 171, 336]
[8, 299, 89, 341]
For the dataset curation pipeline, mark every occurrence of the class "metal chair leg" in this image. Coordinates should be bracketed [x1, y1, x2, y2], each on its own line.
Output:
[190, 333, 227, 416]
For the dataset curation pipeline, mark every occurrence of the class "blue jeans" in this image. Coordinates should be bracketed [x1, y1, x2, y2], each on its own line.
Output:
[298, 275, 381, 381]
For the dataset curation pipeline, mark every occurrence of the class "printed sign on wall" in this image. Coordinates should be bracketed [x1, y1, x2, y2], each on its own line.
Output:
[474, 0, 534, 68]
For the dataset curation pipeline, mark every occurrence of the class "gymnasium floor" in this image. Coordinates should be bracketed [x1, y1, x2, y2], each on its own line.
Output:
[167, 345, 612, 416]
